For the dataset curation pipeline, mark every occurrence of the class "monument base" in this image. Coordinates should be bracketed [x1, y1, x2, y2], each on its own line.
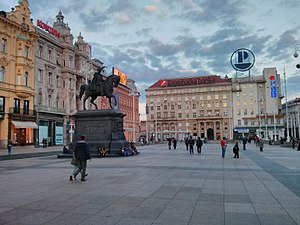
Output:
[69, 109, 129, 155]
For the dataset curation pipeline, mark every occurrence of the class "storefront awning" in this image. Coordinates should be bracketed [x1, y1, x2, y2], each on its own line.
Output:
[12, 121, 38, 129]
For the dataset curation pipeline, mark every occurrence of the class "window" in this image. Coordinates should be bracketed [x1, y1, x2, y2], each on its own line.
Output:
[178, 104, 181, 110]
[0, 66, 4, 82]
[178, 122, 182, 127]
[56, 97, 59, 108]
[237, 110, 241, 115]
[38, 46, 43, 58]
[0, 96, 5, 113]
[207, 110, 212, 116]
[238, 119, 241, 125]
[171, 112, 175, 117]
[250, 109, 254, 115]
[157, 105, 160, 111]
[178, 113, 182, 118]
[164, 105, 167, 110]
[163, 112, 168, 118]
[200, 110, 204, 117]
[69, 78, 72, 88]
[186, 113, 189, 118]
[23, 100, 29, 114]
[224, 111, 228, 117]
[215, 110, 220, 116]
[243, 99, 247, 106]
[244, 109, 247, 115]
[24, 72, 28, 86]
[237, 100, 240, 106]
[48, 95, 52, 106]
[171, 105, 174, 110]
[193, 112, 196, 118]
[150, 114, 154, 119]
[56, 76, 60, 87]
[48, 72, 52, 84]
[215, 94, 219, 100]
[1, 38, 6, 52]
[244, 120, 248, 125]
[24, 46, 29, 58]
[250, 99, 253, 105]
[207, 95, 211, 100]
[192, 104, 196, 109]
[14, 99, 20, 113]
[150, 106, 154, 111]
[48, 50, 52, 61]
[157, 112, 161, 118]
[251, 120, 255, 125]
[38, 69, 43, 82]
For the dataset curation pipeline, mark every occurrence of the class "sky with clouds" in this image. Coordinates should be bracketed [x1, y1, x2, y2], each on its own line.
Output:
[1, 0, 300, 114]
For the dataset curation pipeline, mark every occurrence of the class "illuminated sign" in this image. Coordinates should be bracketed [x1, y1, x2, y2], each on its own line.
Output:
[112, 67, 127, 85]
[270, 74, 277, 98]
[37, 20, 60, 38]
[161, 77, 216, 87]
[230, 48, 255, 71]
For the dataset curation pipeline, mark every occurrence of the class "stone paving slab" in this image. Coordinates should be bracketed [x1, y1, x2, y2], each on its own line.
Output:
[0, 142, 299, 225]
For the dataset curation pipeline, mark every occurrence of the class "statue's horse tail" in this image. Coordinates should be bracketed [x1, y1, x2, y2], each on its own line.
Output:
[79, 84, 87, 100]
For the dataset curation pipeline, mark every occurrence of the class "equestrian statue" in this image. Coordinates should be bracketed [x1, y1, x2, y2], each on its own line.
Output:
[79, 66, 120, 110]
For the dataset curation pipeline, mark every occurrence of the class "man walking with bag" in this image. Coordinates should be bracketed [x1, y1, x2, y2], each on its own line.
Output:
[73, 135, 91, 182]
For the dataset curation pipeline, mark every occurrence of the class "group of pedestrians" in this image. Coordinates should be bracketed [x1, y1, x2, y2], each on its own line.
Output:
[183, 136, 203, 154]
[168, 138, 177, 150]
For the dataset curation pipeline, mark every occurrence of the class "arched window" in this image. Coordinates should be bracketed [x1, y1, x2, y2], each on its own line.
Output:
[24, 71, 28, 86]
[0, 66, 4, 82]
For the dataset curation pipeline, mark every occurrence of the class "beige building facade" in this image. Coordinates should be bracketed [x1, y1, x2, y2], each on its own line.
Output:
[145, 75, 232, 141]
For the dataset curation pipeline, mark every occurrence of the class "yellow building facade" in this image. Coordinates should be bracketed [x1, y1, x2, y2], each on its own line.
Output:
[0, 0, 38, 147]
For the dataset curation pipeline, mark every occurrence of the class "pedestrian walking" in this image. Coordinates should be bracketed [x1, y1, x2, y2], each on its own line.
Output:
[42, 138, 47, 148]
[259, 139, 264, 152]
[185, 138, 189, 151]
[196, 137, 203, 154]
[72, 135, 91, 182]
[189, 136, 195, 154]
[70, 152, 79, 181]
[232, 141, 239, 158]
[168, 138, 172, 150]
[7, 140, 12, 157]
[242, 136, 247, 150]
[220, 137, 227, 158]
[173, 139, 177, 149]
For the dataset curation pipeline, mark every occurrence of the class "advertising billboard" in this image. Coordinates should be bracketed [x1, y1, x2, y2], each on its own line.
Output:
[112, 67, 127, 85]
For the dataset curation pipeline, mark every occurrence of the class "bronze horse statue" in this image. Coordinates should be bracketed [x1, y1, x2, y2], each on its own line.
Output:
[79, 74, 120, 110]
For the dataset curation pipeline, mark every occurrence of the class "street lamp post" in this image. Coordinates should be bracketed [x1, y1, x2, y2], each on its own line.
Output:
[284, 69, 290, 142]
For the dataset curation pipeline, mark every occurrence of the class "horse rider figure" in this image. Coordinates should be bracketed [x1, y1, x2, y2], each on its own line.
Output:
[90, 66, 106, 95]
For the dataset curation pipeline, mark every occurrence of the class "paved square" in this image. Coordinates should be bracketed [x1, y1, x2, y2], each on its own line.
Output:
[0, 142, 299, 225]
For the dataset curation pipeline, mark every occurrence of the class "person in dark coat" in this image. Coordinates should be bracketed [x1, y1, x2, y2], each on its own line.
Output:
[168, 138, 172, 150]
[189, 136, 195, 154]
[72, 135, 91, 182]
[196, 137, 203, 154]
[233, 141, 239, 158]
[173, 139, 177, 149]
[185, 138, 189, 151]
[242, 136, 248, 150]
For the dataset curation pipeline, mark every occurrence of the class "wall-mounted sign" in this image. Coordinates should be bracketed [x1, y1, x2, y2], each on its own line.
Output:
[37, 20, 60, 38]
[230, 48, 255, 71]
[269, 74, 277, 98]
[112, 67, 127, 85]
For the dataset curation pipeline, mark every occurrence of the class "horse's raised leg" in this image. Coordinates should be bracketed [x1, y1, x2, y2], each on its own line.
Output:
[83, 96, 88, 110]
[90, 96, 98, 109]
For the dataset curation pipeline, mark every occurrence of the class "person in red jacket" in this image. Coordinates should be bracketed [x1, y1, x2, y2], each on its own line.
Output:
[220, 137, 227, 158]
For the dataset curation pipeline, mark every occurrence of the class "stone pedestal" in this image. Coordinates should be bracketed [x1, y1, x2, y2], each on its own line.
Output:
[70, 109, 129, 155]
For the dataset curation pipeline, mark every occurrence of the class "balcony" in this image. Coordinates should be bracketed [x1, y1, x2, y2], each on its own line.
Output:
[9, 107, 35, 116]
